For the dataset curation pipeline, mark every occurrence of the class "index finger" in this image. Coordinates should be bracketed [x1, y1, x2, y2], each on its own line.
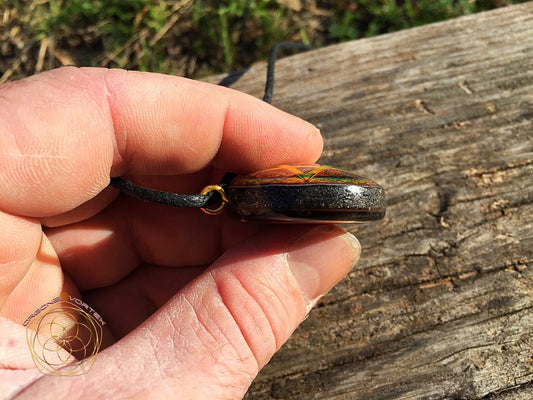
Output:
[0, 67, 322, 217]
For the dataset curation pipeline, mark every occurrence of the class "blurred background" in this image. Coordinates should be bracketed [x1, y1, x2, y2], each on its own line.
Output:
[1, 0, 528, 84]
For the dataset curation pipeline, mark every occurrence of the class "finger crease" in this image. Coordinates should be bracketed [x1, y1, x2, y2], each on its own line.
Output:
[101, 72, 129, 173]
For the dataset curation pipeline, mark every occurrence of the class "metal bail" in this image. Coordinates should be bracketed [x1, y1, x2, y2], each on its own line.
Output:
[200, 185, 229, 215]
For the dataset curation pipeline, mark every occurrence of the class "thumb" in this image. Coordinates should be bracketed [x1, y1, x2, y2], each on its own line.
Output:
[19, 225, 360, 399]
[174, 224, 361, 373]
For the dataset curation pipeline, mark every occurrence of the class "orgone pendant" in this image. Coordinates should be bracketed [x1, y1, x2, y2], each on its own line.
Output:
[205, 164, 386, 223]
[110, 164, 386, 224]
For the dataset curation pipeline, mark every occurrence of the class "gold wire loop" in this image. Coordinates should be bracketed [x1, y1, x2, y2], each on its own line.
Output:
[200, 185, 229, 215]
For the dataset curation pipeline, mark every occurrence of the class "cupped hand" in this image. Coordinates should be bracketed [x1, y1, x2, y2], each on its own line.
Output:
[0, 67, 360, 400]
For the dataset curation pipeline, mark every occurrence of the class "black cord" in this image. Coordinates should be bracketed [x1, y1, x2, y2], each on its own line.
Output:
[263, 42, 313, 103]
[110, 177, 214, 208]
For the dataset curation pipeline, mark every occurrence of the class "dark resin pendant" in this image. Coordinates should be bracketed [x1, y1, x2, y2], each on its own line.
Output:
[227, 164, 386, 223]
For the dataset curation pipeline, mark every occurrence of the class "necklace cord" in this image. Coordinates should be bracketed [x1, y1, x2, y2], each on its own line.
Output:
[263, 42, 313, 103]
[110, 177, 215, 208]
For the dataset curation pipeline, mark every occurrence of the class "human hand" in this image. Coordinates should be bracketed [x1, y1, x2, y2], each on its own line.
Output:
[0, 67, 360, 399]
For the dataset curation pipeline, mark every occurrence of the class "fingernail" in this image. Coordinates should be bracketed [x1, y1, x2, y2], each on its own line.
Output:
[286, 226, 361, 307]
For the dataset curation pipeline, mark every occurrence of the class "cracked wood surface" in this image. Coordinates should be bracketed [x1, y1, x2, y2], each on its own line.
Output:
[206, 3, 533, 399]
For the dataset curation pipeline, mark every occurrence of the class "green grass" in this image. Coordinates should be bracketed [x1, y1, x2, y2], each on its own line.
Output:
[1, 0, 529, 82]
[327, 0, 524, 41]
[191, 0, 291, 71]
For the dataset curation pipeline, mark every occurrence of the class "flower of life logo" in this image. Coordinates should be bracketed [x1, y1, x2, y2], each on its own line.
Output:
[24, 292, 106, 376]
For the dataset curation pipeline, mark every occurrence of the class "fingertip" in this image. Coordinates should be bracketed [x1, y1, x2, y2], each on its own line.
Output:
[213, 90, 324, 172]
[287, 225, 360, 309]
[309, 125, 324, 160]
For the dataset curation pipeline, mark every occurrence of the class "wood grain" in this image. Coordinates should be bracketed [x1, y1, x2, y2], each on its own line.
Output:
[207, 3, 533, 399]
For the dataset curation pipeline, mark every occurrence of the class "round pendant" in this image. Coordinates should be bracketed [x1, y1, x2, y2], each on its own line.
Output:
[227, 164, 386, 223]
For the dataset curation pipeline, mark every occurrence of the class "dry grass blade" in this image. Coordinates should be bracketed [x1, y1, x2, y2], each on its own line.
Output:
[35, 36, 49, 73]
[149, 0, 194, 47]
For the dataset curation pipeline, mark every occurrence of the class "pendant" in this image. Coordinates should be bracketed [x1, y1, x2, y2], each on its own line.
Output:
[204, 164, 386, 223]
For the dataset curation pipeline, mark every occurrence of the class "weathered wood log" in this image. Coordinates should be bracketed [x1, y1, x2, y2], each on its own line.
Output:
[207, 3, 533, 399]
